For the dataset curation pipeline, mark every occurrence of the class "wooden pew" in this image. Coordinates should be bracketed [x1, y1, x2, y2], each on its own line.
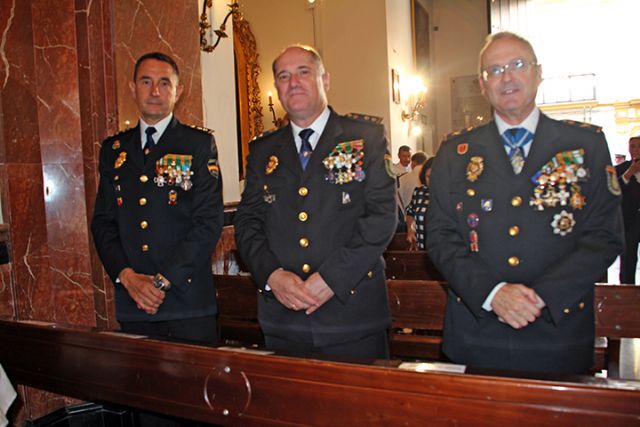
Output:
[215, 274, 264, 346]
[2, 320, 639, 426]
[386, 232, 410, 250]
[387, 279, 640, 376]
[383, 250, 444, 280]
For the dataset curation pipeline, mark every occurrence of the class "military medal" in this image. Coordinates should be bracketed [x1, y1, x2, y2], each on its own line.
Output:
[114, 151, 127, 169]
[467, 213, 479, 228]
[208, 158, 219, 179]
[323, 140, 365, 185]
[117, 197, 123, 206]
[456, 202, 463, 212]
[469, 230, 479, 252]
[155, 154, 193, 191]
[342, 192, 351, 205]
[481, 199, 493, 212]
[112, 140, 120, 150]
[263, 185, 275, 204]
[457, 143, 468, 155]
[168, 189, 177, 205]
[466, 156, 484, 182]
[265, 156, 279, 175]
[551, 210, 575, 236]
[530, 149, 588, 211]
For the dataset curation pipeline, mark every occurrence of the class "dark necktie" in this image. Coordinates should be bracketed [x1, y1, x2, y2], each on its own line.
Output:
[299, 128, 314, 170]
[502, 127, 531, 174]
[143, 126, 157, 160]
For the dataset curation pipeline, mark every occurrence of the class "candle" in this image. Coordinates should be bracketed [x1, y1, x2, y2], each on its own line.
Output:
[267, 91, 273, 105]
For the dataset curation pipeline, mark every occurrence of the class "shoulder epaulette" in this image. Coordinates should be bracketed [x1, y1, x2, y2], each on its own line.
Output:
[561, 119, 602, 133]
[188, 124, 215, 135]
[344, 112, 384, 124]
[250, 127, 280, 143]
[106, 127, 132, 139]
[444, 125, 478, 141]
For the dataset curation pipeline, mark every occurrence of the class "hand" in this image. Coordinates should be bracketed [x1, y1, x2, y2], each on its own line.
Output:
[303, 273, 335, 315]
[406, 230, 418, 251]
[491, 283, 543, 329]
[267, 269, 318, 311]
[118, 268, 165, 315]
[624, 159, 640, 180]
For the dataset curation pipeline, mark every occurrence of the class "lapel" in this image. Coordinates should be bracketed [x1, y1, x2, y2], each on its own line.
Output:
[474, 121, 514, 181]
[123, 123, 144, 171]
[521, 113, 561, 177]
[272, 124, 301, 177]
[303, 110, 343, 179]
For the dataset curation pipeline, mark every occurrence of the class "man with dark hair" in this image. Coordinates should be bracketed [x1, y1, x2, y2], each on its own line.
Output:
[427, 32, 623, 373]
[616, 136, 640, 284]
[393, 145, 412, 176]
[235, 45, 397, 358]
[92, 52, 223, 345]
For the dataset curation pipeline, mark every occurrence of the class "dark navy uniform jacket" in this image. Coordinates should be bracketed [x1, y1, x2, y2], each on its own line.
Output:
[234, 110, 397, 346]
[92, 117, 223, 322]
[427, 113, 623, 373]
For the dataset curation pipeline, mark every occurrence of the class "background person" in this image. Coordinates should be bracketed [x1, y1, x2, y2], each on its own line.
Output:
[406, 157, 434, 250]
[616, 136, 640, 284]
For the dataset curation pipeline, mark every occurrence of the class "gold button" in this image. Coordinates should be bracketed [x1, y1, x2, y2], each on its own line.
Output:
[187, 278, 192, 284]
[579, 302, 585, 310]
[350, 289, 356, 295]
[508, 256, 520, 266]
[466, 188, 476, 197]
[367, 271, 373, 278]
[140, 221, 148, 229]
[263, 184, 268, 190]
[298, 212, 308, 222]
[456, 297, 462, 303]
[299, 238, 309, 248]
[140, 174, 149, 183]
[302, 264, 311, 273]
[139, 197, 147, 206]
[563, 308, 570, 314]
[114, 175, 119, 181]
[511, 196, 522, 207]
[298, 187, 309, 197]
[508, 226, 520, 236]
[258, 289, 263, 293]
[142, 244, 149, 252]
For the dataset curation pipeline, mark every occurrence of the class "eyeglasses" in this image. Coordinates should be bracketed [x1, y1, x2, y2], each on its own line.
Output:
[481, 58, 537, 81]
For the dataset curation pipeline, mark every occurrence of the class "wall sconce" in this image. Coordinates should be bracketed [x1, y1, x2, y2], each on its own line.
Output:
[267, 92, 283, 128]
[200, 0, 239, 53]
[401, 76, 427, 122]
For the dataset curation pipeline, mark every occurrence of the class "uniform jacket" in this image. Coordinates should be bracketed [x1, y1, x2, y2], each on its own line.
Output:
[234, 110, 397, 346]
[426, 113, 623, 373]
[615, 160, 640, 228]
[91, 117, 223, 322]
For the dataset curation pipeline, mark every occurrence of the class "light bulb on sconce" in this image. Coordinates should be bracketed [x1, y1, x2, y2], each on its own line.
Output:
[401, 76, 427, 123]
[267, 91, 283, 128]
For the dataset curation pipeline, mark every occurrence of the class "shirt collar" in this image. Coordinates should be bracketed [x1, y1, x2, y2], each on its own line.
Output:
[139, 113, 173, 148]
[495, 108, 539, 136]
[290, 107, 331, 150]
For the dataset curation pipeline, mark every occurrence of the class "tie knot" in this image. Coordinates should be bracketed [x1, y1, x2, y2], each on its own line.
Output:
[299, 128, 314, 142]
[146, 126, 157, 138]
[503, 127, 531, 148]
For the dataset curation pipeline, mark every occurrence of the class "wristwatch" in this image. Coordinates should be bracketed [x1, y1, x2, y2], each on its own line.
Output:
[152, 273, 171, 291]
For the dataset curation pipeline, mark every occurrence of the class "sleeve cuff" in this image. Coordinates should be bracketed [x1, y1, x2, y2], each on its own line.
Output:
[482, 282, 507, 311]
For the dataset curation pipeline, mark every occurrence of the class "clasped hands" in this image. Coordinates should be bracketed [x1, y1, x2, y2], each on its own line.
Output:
[491, 283, 546, 329]
[118, 267, 165, 315]
[267, 269, 335, 315]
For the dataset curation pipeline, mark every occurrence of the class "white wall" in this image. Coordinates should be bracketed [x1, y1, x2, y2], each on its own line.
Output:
[200, 0, 241, 203]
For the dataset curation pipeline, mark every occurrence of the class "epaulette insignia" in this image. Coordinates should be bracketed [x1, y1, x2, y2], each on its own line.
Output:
[345, 112, 384, 124]
[251, 127, 278, 142]
[106, 127, 132, 140]
[189, 124, 215, 135]
[445, 125, 477, 141]
[562, 120, 602, 133]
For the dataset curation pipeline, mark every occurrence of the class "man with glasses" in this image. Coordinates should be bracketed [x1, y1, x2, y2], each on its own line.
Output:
[427, 32, 623, 373]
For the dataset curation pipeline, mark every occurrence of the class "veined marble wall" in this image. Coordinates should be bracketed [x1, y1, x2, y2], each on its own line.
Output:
[0, 0, 204, 422]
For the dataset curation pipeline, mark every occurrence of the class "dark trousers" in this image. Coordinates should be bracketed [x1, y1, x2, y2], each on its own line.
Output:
[265, 330, 389, 360]
[119, 315, 218, 345]
[620, 220, 640, 284]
